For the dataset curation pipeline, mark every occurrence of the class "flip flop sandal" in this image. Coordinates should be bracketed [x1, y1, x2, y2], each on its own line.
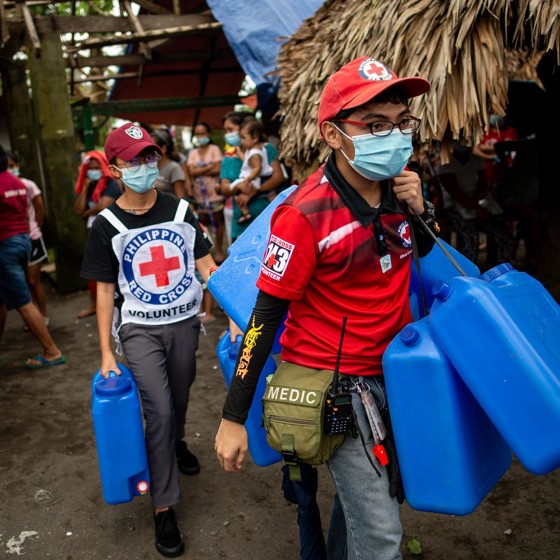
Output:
[25, 355, 66, 369]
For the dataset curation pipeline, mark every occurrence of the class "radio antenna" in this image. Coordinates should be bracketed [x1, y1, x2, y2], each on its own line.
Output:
[332, 316, 348, 393]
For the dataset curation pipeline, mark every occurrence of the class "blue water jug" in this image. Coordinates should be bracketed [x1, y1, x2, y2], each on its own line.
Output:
[91, 364, 150, 504]
[409, 238, 480, 318]
[208, 186, 296, 354]
[383, 317, 511, 515]
[430, 263, 560, 475]
[216, 331, 281, 467]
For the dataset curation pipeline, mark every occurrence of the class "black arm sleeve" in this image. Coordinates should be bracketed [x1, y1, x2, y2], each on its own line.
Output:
[409, 200, 440, 258]
[222, 290, 290, 424]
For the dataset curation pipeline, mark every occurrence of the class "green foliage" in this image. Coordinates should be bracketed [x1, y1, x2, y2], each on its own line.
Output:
[30, 1, 115, 16]
[407, 538, 423, 555]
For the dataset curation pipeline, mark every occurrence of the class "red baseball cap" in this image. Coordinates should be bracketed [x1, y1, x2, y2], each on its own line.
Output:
[318, 57, 431, 128]
[104, 123, 161, 163]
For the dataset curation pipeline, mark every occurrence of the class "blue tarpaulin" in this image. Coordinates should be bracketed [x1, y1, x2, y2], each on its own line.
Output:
[206, 0, 325, 86]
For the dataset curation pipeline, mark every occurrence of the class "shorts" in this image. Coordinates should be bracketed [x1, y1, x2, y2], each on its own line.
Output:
[29, 237, 49, 266]
[0, 233, 32, 310]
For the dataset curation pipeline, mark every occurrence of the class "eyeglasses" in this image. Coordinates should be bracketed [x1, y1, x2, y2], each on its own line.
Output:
[337, 116, 421, 137]
[114, 153, 161, 172]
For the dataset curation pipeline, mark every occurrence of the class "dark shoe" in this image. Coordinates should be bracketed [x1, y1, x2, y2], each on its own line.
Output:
[154, 507, 184, 558]
[175, 441, 200, 475]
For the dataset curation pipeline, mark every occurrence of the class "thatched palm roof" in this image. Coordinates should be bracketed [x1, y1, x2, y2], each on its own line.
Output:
[277, 0, 560, 173]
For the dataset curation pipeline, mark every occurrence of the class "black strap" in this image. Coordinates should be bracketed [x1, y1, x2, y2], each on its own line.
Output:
[408, 210, 429, 316]
[411, 209, 467, 277]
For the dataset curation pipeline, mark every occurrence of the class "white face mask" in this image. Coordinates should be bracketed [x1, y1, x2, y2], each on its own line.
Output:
[120, 164, 159, 193]
[9, 167, 20, 177]
[335, 125, 413, 181]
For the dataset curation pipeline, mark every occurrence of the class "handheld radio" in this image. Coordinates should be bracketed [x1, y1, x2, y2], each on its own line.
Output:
[323, 316, 353, 436]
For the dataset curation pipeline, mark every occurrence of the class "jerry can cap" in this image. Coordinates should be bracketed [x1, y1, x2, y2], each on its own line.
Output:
[433, 280, 452, 301]
[480, 262, 514, 282]
[95, 375, 132, 397]
[400, 326, 420, 347]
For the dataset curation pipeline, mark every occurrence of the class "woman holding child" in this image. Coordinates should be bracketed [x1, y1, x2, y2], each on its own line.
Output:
[217, 112, 286, 241]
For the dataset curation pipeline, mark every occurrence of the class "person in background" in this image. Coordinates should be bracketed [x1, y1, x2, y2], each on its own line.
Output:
[151, 128, 187, 199]
[7, 151, 49, 326]
[473, 114, 519, 189]
[187, 122, 225, 263]
[81, 123, 217, 558]
[0, 143, 65, 369]
[217, 112, 286, 242]
[215, 56, 438, 560]
[186, 122, 225, 324]
[228, 119, 274, 225]
[75, 150, 122, 319]
[437, 142, 512, 269]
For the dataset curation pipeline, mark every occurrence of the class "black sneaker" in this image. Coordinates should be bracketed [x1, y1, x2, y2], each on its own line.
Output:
[154, 507, 184, 558]
[175, 441, 200, 475]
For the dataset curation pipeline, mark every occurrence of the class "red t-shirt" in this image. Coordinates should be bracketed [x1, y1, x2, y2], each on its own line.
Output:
[481, 126, 518, 185]
[0, 170, 28, 242]
[256, 165, 413, 376]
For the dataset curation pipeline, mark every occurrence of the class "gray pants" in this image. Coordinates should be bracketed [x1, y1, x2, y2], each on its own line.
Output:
[119, 316, 200, 508]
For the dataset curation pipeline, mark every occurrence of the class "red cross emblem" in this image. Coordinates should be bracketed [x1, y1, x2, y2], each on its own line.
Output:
[359, 59, 390, 81]
[363, 61, 385, 77]
[139, 245, 180, 287]
[266, 253, 278, 268]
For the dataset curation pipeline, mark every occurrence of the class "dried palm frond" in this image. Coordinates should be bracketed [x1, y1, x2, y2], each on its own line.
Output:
[277, 0, 560, 174]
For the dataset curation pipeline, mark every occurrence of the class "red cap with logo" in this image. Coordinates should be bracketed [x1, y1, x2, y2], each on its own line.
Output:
[318, 57, 431, 129]
[104, 123, 162, 163]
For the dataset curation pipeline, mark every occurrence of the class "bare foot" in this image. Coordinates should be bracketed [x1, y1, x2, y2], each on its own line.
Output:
[77, 308, 96, 319]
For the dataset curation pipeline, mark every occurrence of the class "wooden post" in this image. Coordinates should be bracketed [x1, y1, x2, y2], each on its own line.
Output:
[1, 62, 43, 189]
[27, 31, 87, 294]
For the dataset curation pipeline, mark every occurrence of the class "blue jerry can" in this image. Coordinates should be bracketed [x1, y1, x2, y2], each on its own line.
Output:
[216, 331, 281, 467]
[409, 238, 480, 319]
[91, 364, 150, 505]
[430, 263, 560, 475]
[383, 317, 511, 515]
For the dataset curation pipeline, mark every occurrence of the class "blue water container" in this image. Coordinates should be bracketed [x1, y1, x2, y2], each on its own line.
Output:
[383, 318, 511, 515]
[91, 364, 150, 505]
[409, 239, 480, 318]
[208, 185, 296, 354]
[430, 263, 560, 475]
[216, 331, 281, 467]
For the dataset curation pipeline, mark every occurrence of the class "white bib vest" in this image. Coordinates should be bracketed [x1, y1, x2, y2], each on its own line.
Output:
[100, 199, 203, 326]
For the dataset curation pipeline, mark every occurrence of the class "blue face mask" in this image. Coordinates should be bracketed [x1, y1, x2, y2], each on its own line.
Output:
[87, 169, 102, 181]
[336, 126, 413, 181]
[9, 167, 20, 177]
[224, 131, 241, 147]
[193, 136, 210, 147]
[120, 164, 159, 193]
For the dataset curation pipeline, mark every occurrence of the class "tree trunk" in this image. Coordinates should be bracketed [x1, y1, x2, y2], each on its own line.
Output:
[27, 31, 87, 294]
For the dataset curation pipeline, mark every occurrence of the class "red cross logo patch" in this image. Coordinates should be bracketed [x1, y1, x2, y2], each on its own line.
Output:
[261, 234, 294, 280]
[358, 58, 392, 81]
[122, 228, 193, 305]
[398, 221, 412, 248]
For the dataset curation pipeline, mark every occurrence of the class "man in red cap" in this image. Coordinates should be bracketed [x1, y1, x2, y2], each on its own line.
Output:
[82, 123, 218, 558]
[215, 57, 440, 559]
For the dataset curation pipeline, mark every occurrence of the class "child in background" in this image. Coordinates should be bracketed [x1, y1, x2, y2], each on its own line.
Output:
[229, 120, 273, 225]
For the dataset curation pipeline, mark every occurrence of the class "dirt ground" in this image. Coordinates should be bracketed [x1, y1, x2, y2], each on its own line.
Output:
[1, 288, 559, 560]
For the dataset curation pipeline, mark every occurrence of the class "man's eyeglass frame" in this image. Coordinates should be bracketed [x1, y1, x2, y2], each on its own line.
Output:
[337, 116, 421, 137]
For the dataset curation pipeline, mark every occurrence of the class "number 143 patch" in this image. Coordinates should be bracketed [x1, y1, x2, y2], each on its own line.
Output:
[262, 234, 294, 280]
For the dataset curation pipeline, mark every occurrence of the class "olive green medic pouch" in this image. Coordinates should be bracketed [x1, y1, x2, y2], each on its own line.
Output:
[262, 362, 347, 480]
